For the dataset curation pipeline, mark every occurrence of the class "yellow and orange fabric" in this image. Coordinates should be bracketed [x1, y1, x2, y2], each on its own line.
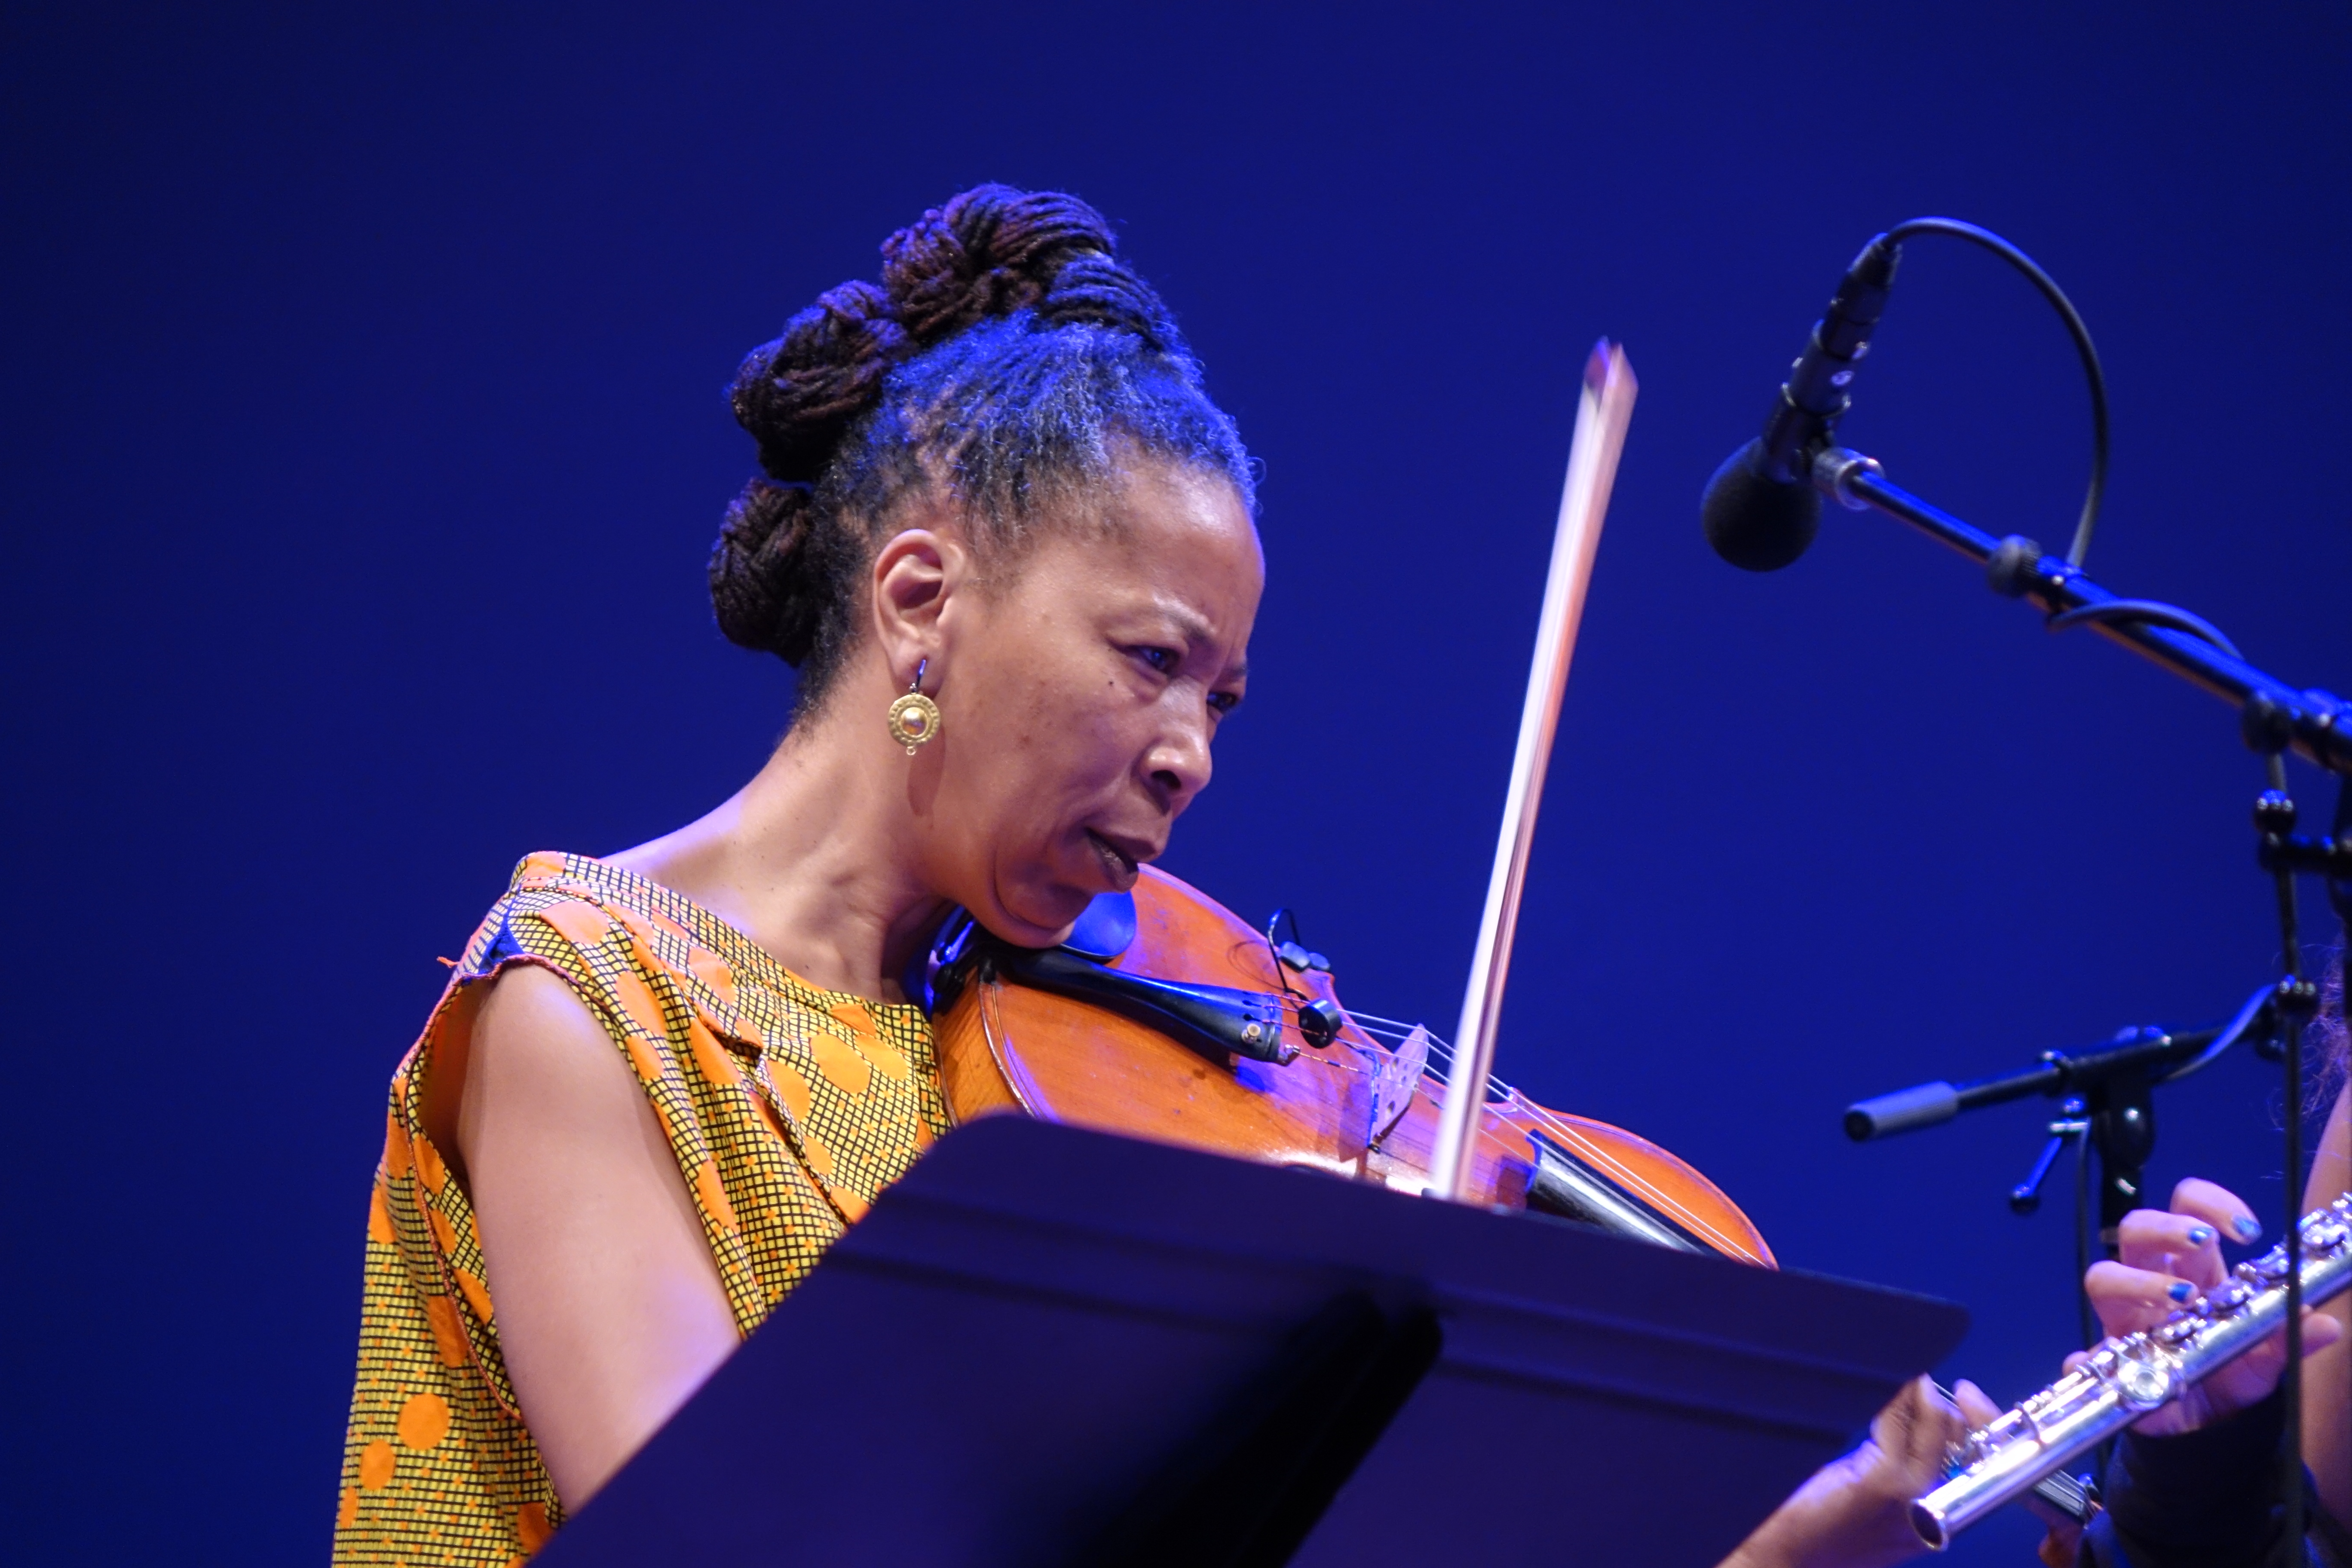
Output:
[333, 851, 949, 1565]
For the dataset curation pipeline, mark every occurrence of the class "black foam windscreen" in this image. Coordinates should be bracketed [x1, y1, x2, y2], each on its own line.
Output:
[1700, 438, 1821, 572]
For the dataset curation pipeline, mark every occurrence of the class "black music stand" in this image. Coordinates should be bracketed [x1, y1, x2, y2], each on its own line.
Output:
[539, 1118, 1966, 1568]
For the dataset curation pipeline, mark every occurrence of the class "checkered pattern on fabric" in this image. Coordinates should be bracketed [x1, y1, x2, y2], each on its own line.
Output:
[332, 851, 949, 1565]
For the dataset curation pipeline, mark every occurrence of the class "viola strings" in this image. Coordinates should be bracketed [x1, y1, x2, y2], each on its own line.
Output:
[1267, 999, 1734, 1249]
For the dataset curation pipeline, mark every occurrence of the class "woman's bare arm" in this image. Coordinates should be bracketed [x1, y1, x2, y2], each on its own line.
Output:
[2304, 1081, 2351, 1530]
[455, 964, 740, 1510]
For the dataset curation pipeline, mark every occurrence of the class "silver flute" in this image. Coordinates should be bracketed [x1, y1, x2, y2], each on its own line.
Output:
[1912, 1191, 2352, 1550]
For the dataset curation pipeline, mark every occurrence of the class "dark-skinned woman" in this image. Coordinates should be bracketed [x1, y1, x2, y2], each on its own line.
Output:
[330, 185, 1975, 1567]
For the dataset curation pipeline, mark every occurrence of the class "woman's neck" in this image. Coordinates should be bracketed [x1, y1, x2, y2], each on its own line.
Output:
[605, 698, 947, 1002]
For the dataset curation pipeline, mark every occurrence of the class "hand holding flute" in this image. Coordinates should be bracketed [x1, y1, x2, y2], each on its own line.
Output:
[1916, 1179, 2352, 1555]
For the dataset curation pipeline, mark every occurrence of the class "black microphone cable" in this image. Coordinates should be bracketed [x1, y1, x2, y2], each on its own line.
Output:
[1704, 217, 2113, 572]
[1876, 218, 2111, 569]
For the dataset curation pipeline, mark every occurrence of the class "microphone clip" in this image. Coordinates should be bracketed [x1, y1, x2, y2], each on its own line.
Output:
[1758, 236, 1902, 484]
[1810, 447, 1883, 512]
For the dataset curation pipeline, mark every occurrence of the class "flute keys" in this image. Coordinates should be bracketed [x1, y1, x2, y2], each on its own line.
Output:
[1912, 1191, 2352, 1551]
[2115, 1356, 2174, 1410]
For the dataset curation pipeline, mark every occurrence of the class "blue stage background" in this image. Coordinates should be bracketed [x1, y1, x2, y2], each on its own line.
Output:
[6, 4, 2347, 1560]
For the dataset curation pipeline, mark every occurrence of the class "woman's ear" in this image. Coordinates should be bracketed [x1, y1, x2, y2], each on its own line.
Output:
[870, 521, 969, 684]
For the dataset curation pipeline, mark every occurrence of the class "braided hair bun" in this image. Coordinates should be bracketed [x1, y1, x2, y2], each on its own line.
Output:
[710, 279, 906, 665]
[709, 184, 1251, 708]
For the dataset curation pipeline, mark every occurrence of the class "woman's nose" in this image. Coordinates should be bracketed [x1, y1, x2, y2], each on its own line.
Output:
[1145, 707, 1214, 807]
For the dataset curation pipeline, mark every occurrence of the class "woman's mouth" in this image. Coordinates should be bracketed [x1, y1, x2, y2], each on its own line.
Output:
[1084, 830, 1143, 891]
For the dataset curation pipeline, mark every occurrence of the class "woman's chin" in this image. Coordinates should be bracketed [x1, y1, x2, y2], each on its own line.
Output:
[979, 882, 1091, 950]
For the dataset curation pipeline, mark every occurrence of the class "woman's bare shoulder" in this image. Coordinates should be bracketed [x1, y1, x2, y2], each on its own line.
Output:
[455, 965, 646, 1177]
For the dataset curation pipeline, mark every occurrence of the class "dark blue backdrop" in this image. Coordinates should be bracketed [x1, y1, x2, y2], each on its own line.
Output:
[6, 4, 2347, 1561]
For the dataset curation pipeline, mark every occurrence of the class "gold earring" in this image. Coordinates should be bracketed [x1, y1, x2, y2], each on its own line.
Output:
[885, 658, 943, 755]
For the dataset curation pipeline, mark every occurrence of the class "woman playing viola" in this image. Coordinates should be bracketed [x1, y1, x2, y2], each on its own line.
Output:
[332, 185, 1970, 1567]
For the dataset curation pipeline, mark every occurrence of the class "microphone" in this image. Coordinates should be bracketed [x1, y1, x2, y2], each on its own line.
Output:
[1703, 235, 1903, 571]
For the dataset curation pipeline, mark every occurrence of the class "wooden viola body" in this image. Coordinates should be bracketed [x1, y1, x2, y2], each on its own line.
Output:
[934, 865, 1775, 1268]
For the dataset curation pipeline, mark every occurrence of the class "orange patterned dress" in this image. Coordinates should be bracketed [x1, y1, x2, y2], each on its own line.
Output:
[332, 852, 950, 1565]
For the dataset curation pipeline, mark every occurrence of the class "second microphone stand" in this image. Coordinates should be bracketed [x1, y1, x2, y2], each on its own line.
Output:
[1846, 992, 2275, 1345]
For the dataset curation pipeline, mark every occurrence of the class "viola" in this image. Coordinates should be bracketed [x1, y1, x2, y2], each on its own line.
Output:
[926, 865, 1774, 1267]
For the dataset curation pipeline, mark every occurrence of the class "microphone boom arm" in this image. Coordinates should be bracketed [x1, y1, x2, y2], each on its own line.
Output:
[1813, 446, 2352, 777]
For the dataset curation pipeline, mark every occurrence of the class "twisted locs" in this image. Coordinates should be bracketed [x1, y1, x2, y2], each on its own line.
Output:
[707, 185, 1252, 714]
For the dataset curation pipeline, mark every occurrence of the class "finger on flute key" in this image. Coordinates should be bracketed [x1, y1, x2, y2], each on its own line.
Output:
[1950, 1378, 2001, 1427]
[2086, 1258, 2198, 1338]
[2165, 1176, 2261, 1245]
[2116, 1207, 2225, 1287]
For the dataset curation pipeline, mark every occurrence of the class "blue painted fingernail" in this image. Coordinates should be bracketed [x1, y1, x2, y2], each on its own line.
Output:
[2188, 1226, 2214, 1246]
[2168, 1281, 2195, 1302]
[2233, 1216, 2262, 1241]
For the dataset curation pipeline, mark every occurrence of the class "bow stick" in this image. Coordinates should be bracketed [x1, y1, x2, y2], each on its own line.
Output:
[1426, 341, 1638, 1202]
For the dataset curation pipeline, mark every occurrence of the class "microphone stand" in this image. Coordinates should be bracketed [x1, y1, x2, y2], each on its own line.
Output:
[1846, 992, 2276, 1346]
[1846, 994, 2282, 1528]
[1810, 443, 2350, 1554]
